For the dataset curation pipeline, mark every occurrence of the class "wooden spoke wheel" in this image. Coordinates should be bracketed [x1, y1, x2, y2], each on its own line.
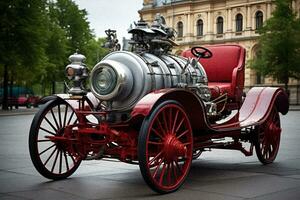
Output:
[29, 98, 82, 180]
[138, 100, 193, 193]
[255, 108, 281, 165]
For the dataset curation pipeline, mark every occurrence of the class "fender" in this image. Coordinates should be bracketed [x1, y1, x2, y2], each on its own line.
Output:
[131, 88, 210, 130]
[238, 87, 289, 127]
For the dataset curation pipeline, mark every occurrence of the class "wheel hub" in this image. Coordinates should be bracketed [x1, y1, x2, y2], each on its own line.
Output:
[163, 134, 187, 163]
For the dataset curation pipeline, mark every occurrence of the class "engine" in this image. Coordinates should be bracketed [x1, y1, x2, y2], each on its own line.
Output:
[90, 51, 210, 110]
[66, 14, 213, 122]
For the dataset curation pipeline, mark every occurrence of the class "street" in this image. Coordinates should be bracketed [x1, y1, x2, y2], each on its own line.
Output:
[0, 111, 300, 200]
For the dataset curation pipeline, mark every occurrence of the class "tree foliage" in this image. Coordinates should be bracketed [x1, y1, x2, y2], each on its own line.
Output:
[251, 0, 300, 89]
[0, 0, 109, 109]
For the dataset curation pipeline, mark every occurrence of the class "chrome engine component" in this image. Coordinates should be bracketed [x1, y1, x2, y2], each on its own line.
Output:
[88, 14, 213, 120]
[90, 51, 209, 111]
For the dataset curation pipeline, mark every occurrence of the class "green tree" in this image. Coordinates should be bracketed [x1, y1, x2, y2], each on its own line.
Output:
[251, 0, 300, 90]
[85, 38, 109, 68]
[0, 0, 48, 110]
[49, 0, 93, 54]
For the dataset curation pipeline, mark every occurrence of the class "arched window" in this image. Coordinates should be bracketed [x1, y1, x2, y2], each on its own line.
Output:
[177, 21, 183, 37]
[236, 14, 243, 32]
[197, 19, 203, 36]
[255, 11, 263, 29]
[216, 17, 223, 34]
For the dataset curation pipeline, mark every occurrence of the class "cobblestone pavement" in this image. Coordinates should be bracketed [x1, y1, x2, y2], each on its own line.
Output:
[0, 110, 299, 200]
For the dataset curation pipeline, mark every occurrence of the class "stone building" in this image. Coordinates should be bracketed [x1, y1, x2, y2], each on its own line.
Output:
[139, 0, 300, 89]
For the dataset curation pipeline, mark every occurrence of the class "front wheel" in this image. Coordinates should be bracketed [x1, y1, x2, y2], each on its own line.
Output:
[138, 100, 193, 193]
[29, 98, 82, 180]
[255, 107, 281, 164]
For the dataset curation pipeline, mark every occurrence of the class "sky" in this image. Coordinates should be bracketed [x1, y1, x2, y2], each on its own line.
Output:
[73, 0, 144, 42]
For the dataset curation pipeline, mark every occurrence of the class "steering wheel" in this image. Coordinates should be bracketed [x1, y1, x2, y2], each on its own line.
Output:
[191, 46, 213, 59]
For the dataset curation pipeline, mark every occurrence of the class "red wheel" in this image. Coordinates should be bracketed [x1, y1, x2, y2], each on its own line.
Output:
[255, 108, 281, 164]
[29, 99, 82, 180]
[138, 100, 193, 193]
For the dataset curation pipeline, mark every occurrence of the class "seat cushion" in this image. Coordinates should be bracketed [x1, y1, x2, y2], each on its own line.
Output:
[208, 82, 233, 98]
[200, 46, 241, 82]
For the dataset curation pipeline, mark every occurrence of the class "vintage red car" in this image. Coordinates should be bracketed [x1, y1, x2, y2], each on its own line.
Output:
[0, 87, 40, 108]
[28, 16, 289, 194]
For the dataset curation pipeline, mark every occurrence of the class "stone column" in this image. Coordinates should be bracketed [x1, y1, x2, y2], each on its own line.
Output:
[227, 8, 232, 31]
[246, 5, 251, 30]
[207, 11, 212, 34]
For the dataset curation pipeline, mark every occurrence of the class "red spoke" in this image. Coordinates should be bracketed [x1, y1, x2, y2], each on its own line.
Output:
[148, 151, 163, 166]
[148, 141, 163, 145]
[44, 147, 57, 166]
[162, 110, 169, 133]
[39, 144, 56, 156]
[151, 128, 164, 140]
[183, 142, 192, 146]
[172, 162, 178, 180]
[51, 148, 60, 173]
[177, 129, 189, 139]
[169, 108, 172, 134]
[167, 163, 172, 186]
[171, 110, 179, 134]
[156, 118, 166, 135]
[174, 160, 183, 175]
[153, 158, 164, 180]
[159, 163, 167, 185]
[175, 118, 185, 133]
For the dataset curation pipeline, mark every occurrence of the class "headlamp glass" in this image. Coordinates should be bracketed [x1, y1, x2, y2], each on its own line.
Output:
[92, 66, 117, 95]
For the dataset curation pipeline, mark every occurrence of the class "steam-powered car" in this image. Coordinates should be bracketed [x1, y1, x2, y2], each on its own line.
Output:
[28, 14, 289, 194]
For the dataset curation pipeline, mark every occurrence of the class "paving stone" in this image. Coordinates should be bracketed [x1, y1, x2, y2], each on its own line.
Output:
[184, 174, 300, 199]
[108, 188, 244, 200]
[0, 194, 28, 200]
[9, 189, 85, 200]
[45, 176, 153, 199]
[248, 186, 300, 200]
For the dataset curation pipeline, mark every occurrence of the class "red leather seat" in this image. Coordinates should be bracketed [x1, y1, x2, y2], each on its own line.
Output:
[182, 45, 246, 108]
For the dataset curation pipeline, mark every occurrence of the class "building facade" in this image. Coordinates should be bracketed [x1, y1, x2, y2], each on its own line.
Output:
[139, 0, 300, 87]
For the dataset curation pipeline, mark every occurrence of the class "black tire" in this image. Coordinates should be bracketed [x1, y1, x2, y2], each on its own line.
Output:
[29, 98, 82, 180]
[138, 100, 193, 193]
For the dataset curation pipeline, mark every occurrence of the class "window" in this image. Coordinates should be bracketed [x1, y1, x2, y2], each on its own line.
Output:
[255, 11, 263, 29]
[216, 17, 223, 34]
[177, 21, 183, 37]
[197, 19, 203, 36]
[236, 14, 243, 32]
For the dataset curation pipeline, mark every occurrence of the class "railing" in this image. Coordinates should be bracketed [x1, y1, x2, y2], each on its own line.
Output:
[244, 84, 300, 105]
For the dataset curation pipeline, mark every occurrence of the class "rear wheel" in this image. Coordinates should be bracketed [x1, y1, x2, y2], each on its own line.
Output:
[255, 107, 281, 164]
[29, 98, 82, 180]
[138, 100, 193, 193]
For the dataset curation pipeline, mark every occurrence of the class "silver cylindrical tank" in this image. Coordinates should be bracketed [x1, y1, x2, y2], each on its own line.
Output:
[90, 51, 207, 111]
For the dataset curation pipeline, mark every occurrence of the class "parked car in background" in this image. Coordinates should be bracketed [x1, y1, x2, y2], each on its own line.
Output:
[0, 87, 40, 108]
